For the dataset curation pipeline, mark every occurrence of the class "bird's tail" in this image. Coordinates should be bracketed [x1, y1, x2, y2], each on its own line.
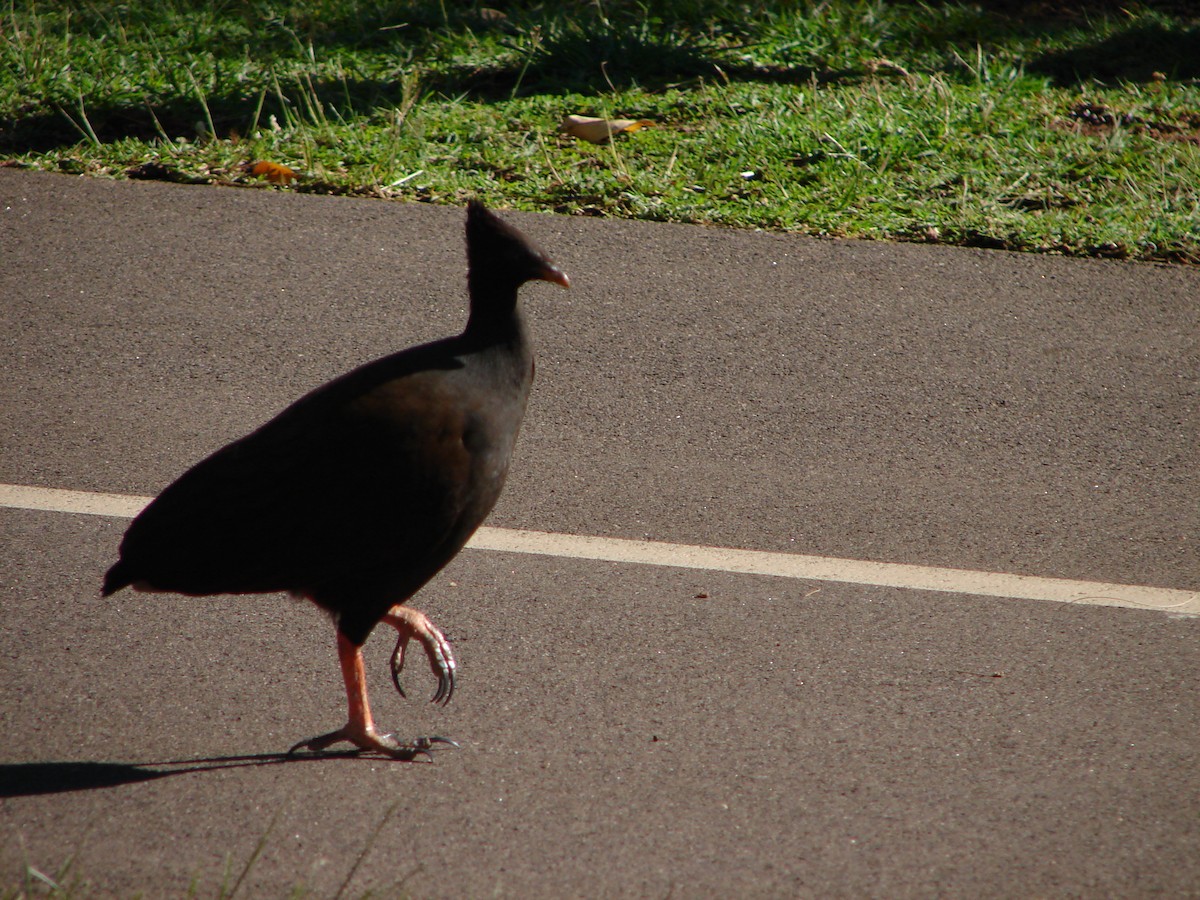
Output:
[101, 560, 133, 597]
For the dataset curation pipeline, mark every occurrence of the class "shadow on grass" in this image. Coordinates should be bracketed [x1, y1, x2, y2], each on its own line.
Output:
[1, 0, 858, 154]
[1030, 23, 1200, 83]
[5, 1, 1197, 155]
[0, 751, 409, 797]
[4, 93, 303, 155]
[1, 60, 844, 156]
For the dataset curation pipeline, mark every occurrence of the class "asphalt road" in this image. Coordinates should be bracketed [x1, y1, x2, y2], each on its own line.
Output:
[1, 169, 1197, 898]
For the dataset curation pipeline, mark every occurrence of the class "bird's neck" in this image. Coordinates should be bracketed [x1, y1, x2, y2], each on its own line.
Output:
[462, 298, 532, 389]
[464, 279, 522, 340]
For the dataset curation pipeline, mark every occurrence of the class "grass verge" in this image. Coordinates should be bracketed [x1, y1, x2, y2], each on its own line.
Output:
[2, 0, 1199, 262]
[2, 801, 414, 898]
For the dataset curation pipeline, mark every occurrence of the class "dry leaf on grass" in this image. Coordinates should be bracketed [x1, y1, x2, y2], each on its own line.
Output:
[560, 114, 654, 144]
[243, 160, 298, 185]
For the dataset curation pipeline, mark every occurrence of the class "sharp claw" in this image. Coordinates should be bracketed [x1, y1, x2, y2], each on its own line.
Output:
[383, 606, 457, 706]
[286, 738, 310, 757]
[428, 633, 456, 706]
[390, 632, 408, 699]
[287, 729, 357, 757]
[289, 728, 457, 760]
[432, 664, 455, 706]
[379, 732, 434, 761]
[411, 735, 461, 753]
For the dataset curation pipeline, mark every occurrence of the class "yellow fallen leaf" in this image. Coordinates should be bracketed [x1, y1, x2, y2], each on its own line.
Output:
[560, 114, 654, 144]
[243, 160, 298, 185]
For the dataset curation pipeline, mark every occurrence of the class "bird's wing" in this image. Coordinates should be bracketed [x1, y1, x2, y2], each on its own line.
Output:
[115, 356, 479, 599]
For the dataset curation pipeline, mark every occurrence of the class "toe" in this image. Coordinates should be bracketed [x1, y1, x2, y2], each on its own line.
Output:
[288, 725, 458, 760]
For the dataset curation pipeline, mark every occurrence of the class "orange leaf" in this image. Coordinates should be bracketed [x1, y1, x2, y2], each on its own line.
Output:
[245, 160, 298, 185]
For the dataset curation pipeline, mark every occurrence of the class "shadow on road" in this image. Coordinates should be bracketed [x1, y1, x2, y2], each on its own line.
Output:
[0, 751, 405, 797]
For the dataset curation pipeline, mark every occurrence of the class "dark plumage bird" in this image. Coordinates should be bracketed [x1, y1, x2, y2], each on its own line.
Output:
[103, 201, 569, 758]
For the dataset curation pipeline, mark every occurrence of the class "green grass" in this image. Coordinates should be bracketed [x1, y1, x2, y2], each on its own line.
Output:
[2, 802, 414, 898]
[3, 0, 1199, 261]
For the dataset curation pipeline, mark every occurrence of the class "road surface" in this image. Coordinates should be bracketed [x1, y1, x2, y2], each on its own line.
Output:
[1, 169, 1197, 897]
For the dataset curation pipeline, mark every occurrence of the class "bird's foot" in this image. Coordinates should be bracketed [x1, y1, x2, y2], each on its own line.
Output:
[287, 723, 459, 760]
[382, 606, 457, 705]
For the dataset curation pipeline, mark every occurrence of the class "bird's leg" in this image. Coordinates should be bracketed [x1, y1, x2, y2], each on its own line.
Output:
[382, 605, 457, 705]
[287, 631, 456, 760]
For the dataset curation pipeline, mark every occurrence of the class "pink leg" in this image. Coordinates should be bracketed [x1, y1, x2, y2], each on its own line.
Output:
[287, 630, 456, 759]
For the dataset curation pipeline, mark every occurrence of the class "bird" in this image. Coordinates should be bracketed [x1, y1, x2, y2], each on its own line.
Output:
[102, 200, 570, 758]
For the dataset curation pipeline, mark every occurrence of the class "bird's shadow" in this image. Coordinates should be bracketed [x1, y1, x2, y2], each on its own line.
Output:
[0, 750, 402, 798]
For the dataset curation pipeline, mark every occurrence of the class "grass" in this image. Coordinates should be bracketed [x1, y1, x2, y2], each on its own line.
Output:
[2, 0, 1199, 262]
[2, 802, 414, 898]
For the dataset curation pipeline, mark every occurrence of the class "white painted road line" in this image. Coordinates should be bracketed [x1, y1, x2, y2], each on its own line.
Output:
[2, 483, 1197, 616]
[2, 484, 150, 518]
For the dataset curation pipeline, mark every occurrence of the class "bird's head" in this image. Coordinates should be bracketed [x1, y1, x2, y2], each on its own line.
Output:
[466, 200, 571, 292]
